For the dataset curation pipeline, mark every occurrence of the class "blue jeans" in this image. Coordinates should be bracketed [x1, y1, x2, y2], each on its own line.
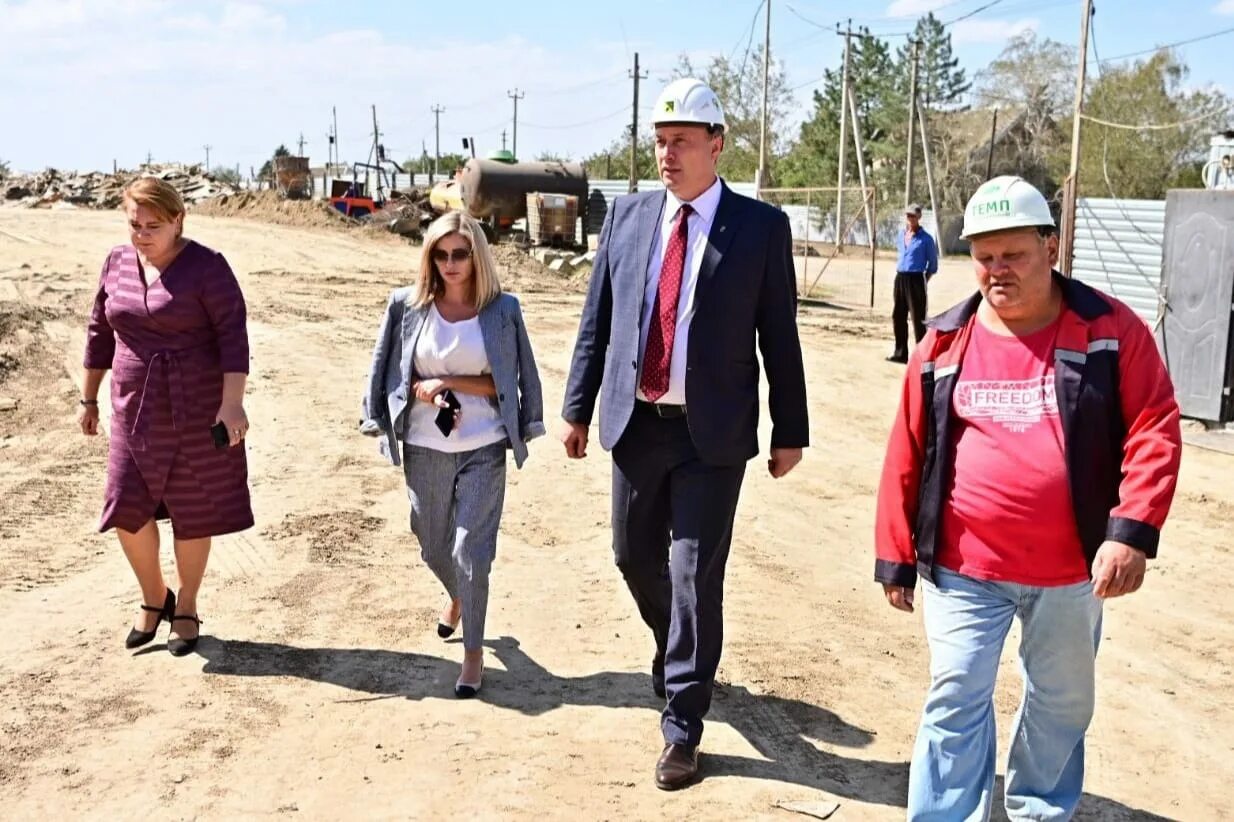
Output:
[908, 568, 1103, 821]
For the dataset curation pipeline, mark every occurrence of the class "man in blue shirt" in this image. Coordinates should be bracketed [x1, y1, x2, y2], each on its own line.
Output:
[888, 203, 939, 364]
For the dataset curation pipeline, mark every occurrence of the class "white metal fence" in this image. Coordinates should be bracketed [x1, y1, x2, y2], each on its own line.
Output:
[1071, 197, 1165, 326]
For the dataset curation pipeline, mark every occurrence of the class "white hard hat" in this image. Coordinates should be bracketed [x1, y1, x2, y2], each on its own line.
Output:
[651, 78, 726, 131]
[960, 175, 1055, 239]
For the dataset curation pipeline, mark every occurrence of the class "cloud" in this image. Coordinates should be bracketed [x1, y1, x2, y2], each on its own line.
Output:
[885, 0, 953, 18]
[0, 3, 646, 172]
[1214, 0, 1234, 14]
[951, 18, 1040, 45]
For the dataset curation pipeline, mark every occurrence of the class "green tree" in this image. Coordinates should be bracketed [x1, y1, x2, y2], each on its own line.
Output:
[1076, 51, 1231, 199]
[209, 165, 241, 186]
[668, 44, 793, 182]
[258, 144, 290, 180]
[973, 30, 1075, 118]
[899, 13, 970, 110]
[780, 29, 905, 202]
[582, 133, 655, 181]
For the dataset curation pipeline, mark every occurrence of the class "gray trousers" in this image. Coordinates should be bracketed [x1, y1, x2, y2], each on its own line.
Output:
[402, 441, 507, 651]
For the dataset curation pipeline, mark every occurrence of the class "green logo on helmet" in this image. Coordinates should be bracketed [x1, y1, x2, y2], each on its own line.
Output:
[971, 198, 1012, 217]
[664, 101, 675, 113]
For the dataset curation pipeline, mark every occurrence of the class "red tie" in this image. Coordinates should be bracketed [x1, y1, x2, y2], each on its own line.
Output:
[640, 203, 693, 402]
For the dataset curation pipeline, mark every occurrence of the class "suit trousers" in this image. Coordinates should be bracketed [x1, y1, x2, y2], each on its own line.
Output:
[611, 404, 746, 747]
[892, 272, 929, 360]
[402, 441, 507, 651]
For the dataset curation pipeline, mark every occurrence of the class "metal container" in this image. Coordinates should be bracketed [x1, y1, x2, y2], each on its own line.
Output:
[526, 193, 579, 246]
[458, 159, 588, 221]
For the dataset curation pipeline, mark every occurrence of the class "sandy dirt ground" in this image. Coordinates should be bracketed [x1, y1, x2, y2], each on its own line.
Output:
[0, 207, 1231, 821]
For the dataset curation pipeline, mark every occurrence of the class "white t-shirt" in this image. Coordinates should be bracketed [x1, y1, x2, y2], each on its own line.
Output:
[403, 302, 508, 452]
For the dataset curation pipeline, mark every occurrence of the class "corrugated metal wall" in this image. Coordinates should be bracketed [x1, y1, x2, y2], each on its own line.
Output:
[1072, 197, 1164, 326]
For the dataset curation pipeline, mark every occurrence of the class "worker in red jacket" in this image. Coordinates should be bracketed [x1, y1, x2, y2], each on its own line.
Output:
[874, 176, 1182, 821]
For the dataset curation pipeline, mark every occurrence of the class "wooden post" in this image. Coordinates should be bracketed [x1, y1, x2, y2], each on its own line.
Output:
[1060, 0, 1094, 277]
[835, 23, 852, 252]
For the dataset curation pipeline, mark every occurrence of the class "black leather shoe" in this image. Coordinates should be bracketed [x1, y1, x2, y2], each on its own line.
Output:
[655, 743, 699, 791]
[885, 354, 908, 364]
[125, 588, 175, 649]
[167, 614, 203, 657]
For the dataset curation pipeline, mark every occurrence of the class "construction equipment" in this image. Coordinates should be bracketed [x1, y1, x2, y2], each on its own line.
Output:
[273, 156, 313, 199]
[328, 161, 403, 219]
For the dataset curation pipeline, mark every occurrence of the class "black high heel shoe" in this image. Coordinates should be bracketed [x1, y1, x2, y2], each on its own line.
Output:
[125, 589, 175, 649]
[167, 614, 203, 657]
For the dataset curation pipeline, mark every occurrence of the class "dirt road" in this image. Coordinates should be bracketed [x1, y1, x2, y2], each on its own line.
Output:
[0, 207, 1229, 820]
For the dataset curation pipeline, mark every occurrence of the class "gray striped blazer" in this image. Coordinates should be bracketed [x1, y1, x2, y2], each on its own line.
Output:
[360, 289, 545, 468]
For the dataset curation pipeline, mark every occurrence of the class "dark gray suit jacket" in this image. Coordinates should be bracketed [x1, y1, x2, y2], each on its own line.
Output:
[562, 181, 809, 466]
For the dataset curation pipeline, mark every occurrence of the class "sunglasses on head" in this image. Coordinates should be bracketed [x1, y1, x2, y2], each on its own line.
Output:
[431, 247, 472, 264]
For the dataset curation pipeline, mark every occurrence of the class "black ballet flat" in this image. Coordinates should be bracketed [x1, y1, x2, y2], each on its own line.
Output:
[167, 614, 203, 657]
[454, 666, 484, 699]
[437, 621, 457, 639]
[125, 589, 175, 650]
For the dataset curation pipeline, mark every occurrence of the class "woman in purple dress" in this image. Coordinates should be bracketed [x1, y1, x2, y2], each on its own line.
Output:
[78, 177, 253, 656]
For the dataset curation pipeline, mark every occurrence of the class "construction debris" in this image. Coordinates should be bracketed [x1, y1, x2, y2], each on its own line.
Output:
[2, 164, 239, 210]
[191, 190, 352, 231]
[360, 188, 434, 240]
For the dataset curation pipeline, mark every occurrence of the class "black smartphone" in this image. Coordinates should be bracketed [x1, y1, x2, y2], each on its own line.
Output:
[434, 389, 461, 437]
[210, 421, 229, 449]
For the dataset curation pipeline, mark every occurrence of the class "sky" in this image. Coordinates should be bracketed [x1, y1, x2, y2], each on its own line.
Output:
[2, 0, 1233, 176]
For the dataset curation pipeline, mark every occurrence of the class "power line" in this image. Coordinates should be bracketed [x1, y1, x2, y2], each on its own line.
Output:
[1094, 24, 1234, 64]
[729, 0, 766, 64]
[521, 105, 630, 130]
[1081, 110, 1224, 131]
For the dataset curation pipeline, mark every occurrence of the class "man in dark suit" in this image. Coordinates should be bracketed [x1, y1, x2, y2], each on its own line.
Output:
[560, 78, 809, 790]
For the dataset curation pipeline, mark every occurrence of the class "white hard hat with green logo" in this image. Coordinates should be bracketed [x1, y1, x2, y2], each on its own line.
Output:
[961, 175, 1055, 239]
[651, 78, 727, 131]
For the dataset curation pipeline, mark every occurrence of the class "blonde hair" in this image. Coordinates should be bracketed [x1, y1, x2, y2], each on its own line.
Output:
[411, 211, 502, 310]
[122, 177, 186, 235]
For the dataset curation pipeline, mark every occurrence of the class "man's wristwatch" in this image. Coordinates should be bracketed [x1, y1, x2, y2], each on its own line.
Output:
[79, 399, 98, 407]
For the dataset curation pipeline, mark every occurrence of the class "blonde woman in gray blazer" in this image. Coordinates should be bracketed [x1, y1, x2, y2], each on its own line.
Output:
[361, 211, 544, 697]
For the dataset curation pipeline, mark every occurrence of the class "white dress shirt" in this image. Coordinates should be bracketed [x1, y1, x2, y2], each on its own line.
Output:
[636, 175, 723, 406]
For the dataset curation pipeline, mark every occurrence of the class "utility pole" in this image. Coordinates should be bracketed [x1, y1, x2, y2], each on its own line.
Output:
[431, 104, 445, 182]
[146, 151, 153, 166]
[915, 97, 940, 233]
[369, 105, 383, 200]
[1060, 0, 1094, 277]
[501, 130, 508, 151]
[756, 0, 771, 197]
[845, 75, 875, 251]
[904, 38, 919, 207]
[835, 21, 853, 252]
[332, 105, 339, 171]
[986, 108, 999, 179]
[297, 133, 306, 156]
[203, 144, 212, 170]
[507, 89, 524, 160]
[628, 52, 647, 194]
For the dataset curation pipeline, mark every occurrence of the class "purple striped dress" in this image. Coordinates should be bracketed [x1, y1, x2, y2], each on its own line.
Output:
[84, 241, 254, 539]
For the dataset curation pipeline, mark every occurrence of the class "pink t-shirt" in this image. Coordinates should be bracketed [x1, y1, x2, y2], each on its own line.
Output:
[936, 317, 1089, 586]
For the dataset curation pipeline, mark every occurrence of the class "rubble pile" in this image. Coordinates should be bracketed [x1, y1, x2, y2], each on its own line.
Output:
[191, 190, 352, 231]
[2, 164, 239, 209]
[359, 188, 434, 239]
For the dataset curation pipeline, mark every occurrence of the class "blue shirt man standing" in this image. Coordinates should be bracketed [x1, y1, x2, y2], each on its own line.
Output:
[888, 203, 939, 363]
